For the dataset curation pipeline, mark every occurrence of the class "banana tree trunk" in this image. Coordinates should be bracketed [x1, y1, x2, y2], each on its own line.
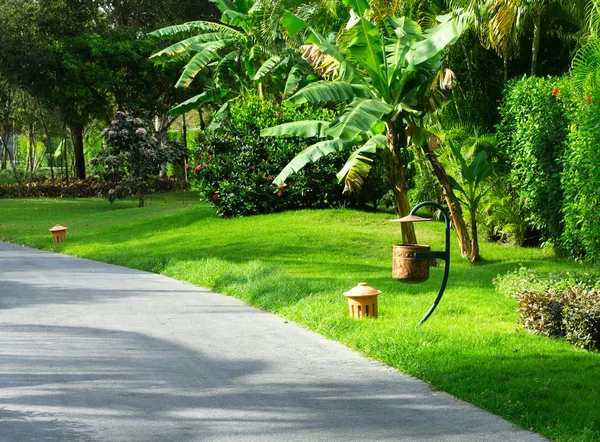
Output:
[385, 121, 417, 245]
[420, 140, 473, 259]
[470, 210, 480, 262]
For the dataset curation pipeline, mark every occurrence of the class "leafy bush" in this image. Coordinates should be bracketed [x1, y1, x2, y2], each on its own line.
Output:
[561, 90, 600, 261]
[495, 267, 600, 350]
[91, 111, 186, 207]
[496, 76, 570, 244]
[190, 95, 386, 217]
[0, 177, 189, 199]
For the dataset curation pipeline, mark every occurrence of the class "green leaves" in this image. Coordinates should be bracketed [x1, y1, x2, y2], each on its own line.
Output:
[281, 12, 307, 36]
[261, 120, 331, 138]
[337, 135, 387, 192]
[274, 138, 349, 184]
[174, 40, 230, 88]
[326, 98, 393, 140]
[169, 89, 228, 116]
[412, 15, 463, 65]
[288, 81, 372, 104]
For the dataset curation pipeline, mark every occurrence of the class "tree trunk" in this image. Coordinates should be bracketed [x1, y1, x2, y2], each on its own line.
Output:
[70, 124, 86, 179]
[138, 187, 145, 208]
[420, 139, 473, 259]
[385, 121, 417, 245]
[63, 123, 69, 186]
[182, 113, 188, 182]
[531, 13, 541, 76]
[470, 210, 480, 262]
[1, 124, 9, 170]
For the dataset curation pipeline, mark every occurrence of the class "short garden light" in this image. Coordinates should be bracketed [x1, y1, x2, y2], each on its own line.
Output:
[391, 201, 450, 326]
[343, 282, 381, 319]
[49, 225, 67, 243]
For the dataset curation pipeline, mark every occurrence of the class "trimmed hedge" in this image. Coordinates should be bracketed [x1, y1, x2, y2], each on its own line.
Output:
[495, 267, 600, 351]
[0, 177, 189, 199]
[561, 90, 600, 261]
[496, 76, 570, 244]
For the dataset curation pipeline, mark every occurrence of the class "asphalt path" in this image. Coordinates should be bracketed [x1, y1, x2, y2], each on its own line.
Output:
[0, 241, 546, 442]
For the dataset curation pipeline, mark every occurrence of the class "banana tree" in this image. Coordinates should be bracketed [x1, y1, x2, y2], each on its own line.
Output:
[149, 0, 320, 117]
[262, 1, 473, 255]
[447, 141, 494, 261]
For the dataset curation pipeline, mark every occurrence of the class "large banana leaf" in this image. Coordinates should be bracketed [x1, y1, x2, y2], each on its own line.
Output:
[326, 98, 393, 141]
[337, 135, 387, 192]
[274, 138, 349, 184]
[212, 0, 237, 13]
[281, 11, 307, 37]
[412, 14, 464, 65]
[222, 10, 249, 28]
[261, 120, 330, 138]
[284, 63, 305, 96]
[288, 81, 372, 104]
[149, 21, 245, 40]
[150, 33, 232, 64]
[344, 4, 388, 99]
[253, 55, 284, 81]
[175, 41, 231, 88]
[208, 102, 231, 131]
[169, 89, 228, 116]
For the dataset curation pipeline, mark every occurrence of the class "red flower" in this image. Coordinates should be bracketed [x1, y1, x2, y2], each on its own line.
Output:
[185, 163, 190, 169]
[275, 111, 281, 116]
[199, 153, 203, 159]
[552, 87, 560, 96]
[250, 165, 255, 170]
[277, 191, 283, 197]
[278, 184, 285, 190]
[213, 194, 220, 201]
[194, 165, 202, 173]
[208, 154, 214, 159]
[586, 96, 592, 104]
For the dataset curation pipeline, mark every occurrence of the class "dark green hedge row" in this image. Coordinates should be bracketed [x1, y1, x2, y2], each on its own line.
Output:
[495, 268, 600, 351]
[496, 76, 569, 244]
[497, 76, 600, 260]
[562, 89, 600, 261]
[0, 177, 189, 199]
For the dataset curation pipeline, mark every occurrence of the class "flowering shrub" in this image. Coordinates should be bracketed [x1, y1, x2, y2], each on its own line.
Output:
[495, 267, 600, 350]
[190, 95, 387, 217]
[496, 76, 571, 244]
[91, 111, 186, 207]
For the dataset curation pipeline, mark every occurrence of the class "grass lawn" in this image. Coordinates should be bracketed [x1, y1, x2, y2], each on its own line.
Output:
[1, 191, 599, 441]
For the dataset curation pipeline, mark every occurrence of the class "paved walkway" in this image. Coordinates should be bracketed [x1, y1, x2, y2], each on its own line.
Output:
[0, 242, 545, 442]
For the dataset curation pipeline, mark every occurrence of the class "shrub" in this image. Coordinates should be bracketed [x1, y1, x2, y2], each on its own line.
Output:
[561, 89, 600, 261]
[0, 177, 188, 199]
[495, 267, 600, 350]
[91, 111, 186, 207]
[190, 95, 387, 217]
[496, 76, 570, 244]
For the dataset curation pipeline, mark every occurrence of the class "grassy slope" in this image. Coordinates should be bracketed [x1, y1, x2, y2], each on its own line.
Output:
[1, 192, 599, 442]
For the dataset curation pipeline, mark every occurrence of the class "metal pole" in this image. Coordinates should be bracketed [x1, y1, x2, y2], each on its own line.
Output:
[409, 201, 451, 326]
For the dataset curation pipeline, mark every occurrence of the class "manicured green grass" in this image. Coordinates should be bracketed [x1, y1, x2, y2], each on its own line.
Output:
[1, 192, 599, 441]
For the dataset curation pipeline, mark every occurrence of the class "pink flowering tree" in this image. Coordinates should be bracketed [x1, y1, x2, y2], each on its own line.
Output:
[90, 111, 185, 207]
